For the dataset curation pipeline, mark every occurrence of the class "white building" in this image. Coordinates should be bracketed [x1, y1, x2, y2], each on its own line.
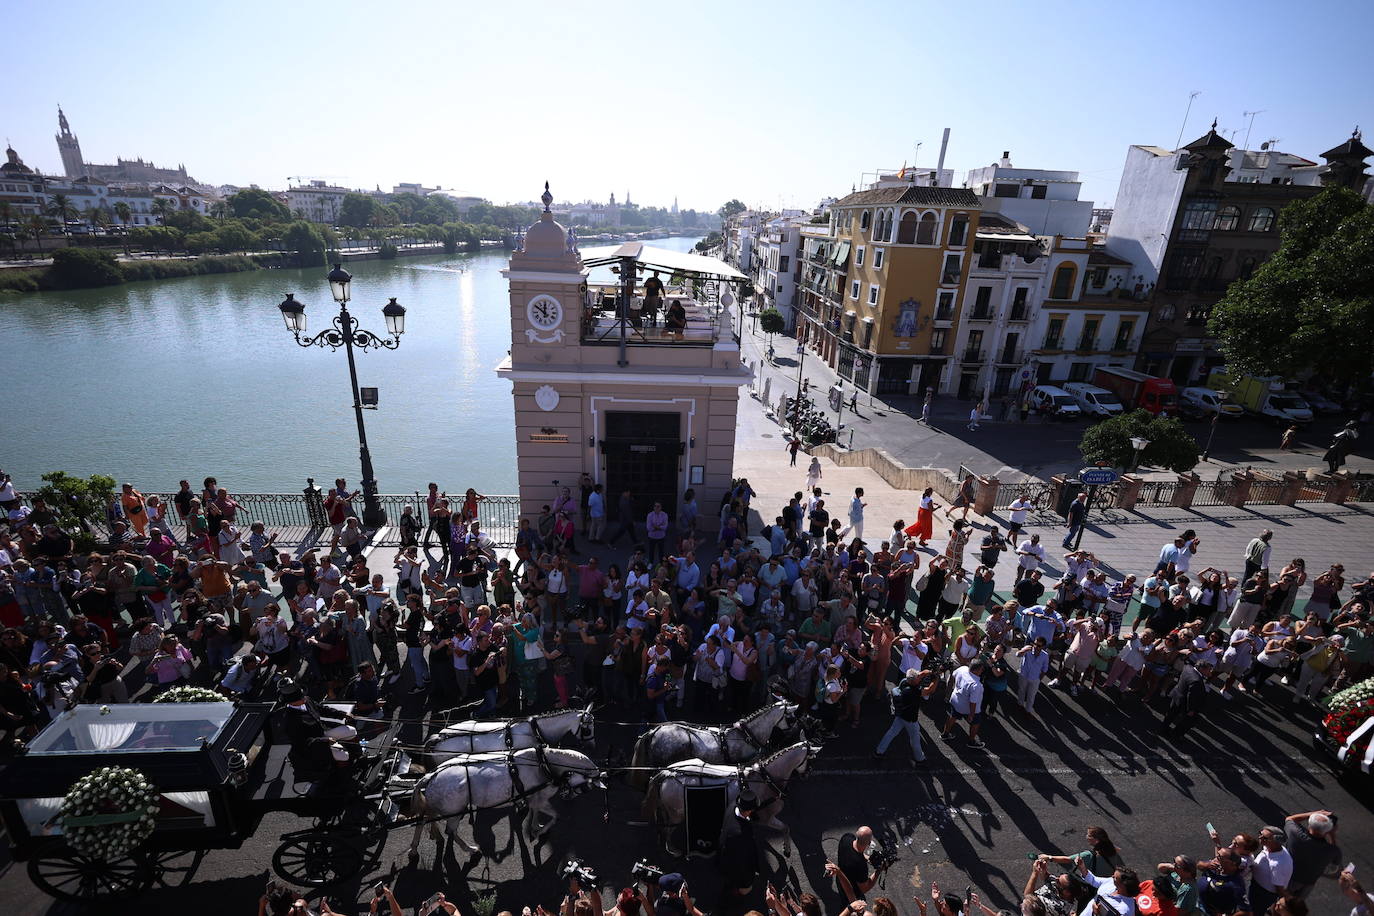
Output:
[965, 152, 1094, 238]
[428, 190, 486, 216]
[287, 181, 349, 224]
[750, 214, 806, 330]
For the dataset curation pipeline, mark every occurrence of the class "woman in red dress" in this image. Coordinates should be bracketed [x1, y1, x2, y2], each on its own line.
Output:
[903, 487, 942, 546]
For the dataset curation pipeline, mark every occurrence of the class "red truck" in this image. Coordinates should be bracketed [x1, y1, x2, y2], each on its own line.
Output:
[1092, 367, 1179, 416]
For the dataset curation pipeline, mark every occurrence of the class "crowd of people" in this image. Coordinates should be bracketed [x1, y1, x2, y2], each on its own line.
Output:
[2, 466, 1371, 915]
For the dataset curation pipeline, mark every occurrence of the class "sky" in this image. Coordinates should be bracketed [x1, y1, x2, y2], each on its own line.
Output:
[5, 0, 1372, 214]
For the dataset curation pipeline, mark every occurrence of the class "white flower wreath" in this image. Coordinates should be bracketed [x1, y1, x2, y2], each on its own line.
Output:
[59, 766, 159, 859]
[152, 686, 228, 704]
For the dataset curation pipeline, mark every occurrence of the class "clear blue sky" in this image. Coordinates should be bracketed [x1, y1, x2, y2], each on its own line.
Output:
[5, 0, 1370, 213]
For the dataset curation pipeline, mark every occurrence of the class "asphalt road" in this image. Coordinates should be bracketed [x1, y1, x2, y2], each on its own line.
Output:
[3, 673, 1369, 916]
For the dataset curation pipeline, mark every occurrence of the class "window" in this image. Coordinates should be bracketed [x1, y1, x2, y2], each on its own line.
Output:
[1114, 320, 1134, 350]
[1090, 267, 1108, 288]
[861, 321, 874, 348]
[972, 286, 993, 318]
[875, 210, 893, 242]
[1043, 317, 1064, 349]
[966, 329, 984, 358]
[897, 211, 919, 244]
[1050, 263, 1077, 299]
[948, 214, 968, 247]
[1180, 199, 1217, 240]
[930, 329, 948, 353]
[936, 291, 956, 320]
[1249, 207, 1276, 232]
[916, 212, 938, 245]
[873, 248, 884, 269]
[860, 210, 871, 231]
[941, 254, 961, 285]
[1238, 256, 1256, 279]
[1010, 287, 1029, 320]
[779, 255, 788, 272]
[994, 183, 1019, 198]
[856, 246, 865, 267]
[1068, 362, 1091, 382]
[851, 280, 860, 300]
[1078, 318, 1099, 350]
[868, 284, 879, 305]
[1214, 205, 1241, 231]
[1030, 185, 1048, 199]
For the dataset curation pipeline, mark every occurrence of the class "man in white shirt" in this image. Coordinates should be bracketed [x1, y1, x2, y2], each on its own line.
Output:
[1016, 534, 1046, 582]
[1016, 637, 1051, 714]
[1076, 860, 1141, 916]
[940, 658, 986, 748]
[896, 635, 929, 673]
[1248, 824, 1294, 915]
[1007, 495, 1031, 535]
[791, 571, 819, 618]
[848, 488, 866, 541]
[451, 631, 473, 700]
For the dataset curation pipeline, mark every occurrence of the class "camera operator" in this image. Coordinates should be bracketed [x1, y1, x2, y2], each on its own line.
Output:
[826, 826, 882, 900]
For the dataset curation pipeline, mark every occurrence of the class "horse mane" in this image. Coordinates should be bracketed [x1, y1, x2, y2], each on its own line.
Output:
[738, 700, 781, 726]
[529, 706, 585, 722]
[753, 741, 806, 768]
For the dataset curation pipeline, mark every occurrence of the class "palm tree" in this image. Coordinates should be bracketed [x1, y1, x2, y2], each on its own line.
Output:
[151, 197, 175, 225]
[209, 201, 228, 221]
[26, 214, 47, 252]
[47, 193, 79, 240]
[0, 200, 13, 231]
[86, 205, 109, 238]
[113, 200, 132, 228]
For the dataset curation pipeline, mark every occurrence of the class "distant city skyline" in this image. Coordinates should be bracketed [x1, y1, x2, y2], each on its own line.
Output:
[5, 0, 1371, 214]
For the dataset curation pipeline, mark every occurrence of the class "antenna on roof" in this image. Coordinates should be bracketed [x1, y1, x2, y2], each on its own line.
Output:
[1241, 110, 1266, 151]
[1175, 90, 1202, 149]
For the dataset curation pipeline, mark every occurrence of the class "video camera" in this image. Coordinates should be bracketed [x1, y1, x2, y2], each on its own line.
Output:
[560, 858, 599, 886]
[630, 860, 665, 883]
[867, 845, 901, 872]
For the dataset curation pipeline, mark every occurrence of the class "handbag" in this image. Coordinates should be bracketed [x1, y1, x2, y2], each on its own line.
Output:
[524, 638, 545, 660]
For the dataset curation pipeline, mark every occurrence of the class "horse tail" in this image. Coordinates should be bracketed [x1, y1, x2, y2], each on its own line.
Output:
[628, 730, 653, 790]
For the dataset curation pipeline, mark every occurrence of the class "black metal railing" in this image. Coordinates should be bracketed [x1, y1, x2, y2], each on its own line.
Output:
[16, 491, 523, 548]
[1009, 306, 1030, 322]
[1191, 481, 1236, 507]
[994, 482, 1056, 510]
[1248, 477, 1284, 503]
[961, 348, 983, 363]
[1136, 481, 1181, 506]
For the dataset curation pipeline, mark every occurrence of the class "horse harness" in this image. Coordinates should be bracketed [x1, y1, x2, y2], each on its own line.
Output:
[430, 745, 572, 824]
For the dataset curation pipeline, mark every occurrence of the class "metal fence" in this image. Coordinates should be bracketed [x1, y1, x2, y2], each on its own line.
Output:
[1135, 480, 1181, 506]
[1248, 476, 1285, 504]
[15, 491, 523, 548]
[993, 481, 1056, 511]
[1191, 480, 1236, 507]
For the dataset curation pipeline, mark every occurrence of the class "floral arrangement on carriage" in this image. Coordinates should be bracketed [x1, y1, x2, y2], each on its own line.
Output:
[58, 766, 160, 859]
[1320, 677, 1374, 773]
[152, 686, 228, 704]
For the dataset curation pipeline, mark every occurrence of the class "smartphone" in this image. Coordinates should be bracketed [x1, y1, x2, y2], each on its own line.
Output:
[422, 894, 443, 913]
[1345, 863, 1357, 875]
[1026, 852, 1039, 860]
[1205, 822, 1216, 836]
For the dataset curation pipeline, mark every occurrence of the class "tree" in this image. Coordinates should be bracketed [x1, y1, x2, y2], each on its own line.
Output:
[209, 201, 228, 221]
[694, 230, 723, 253]
[215, 223, 257, 253]
[47, 193, 79, 238]
[151, 197, 176, 225]
[1078, 409, 1200, 473]
[338, 192, 378, 228]
[378, 241, 399, 260]
[34, 471, 116, 549]
[85, 204, 108, 237]
[227, 188, 290, 221]
[49, 247, 124, 287]
[113, 201, 132, 227]
[25, 213, 47, 250]
[758, 306, 786, 347]
[718, 199, 747, 222]
[282, 220, 326, 267]
[1210, 186, 1374, 386]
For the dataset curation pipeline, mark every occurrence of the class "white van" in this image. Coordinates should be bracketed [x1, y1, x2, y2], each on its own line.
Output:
[1029, 385, 1082, 419]
[1180, 387, 1244, 420]
[1064, 382, 1124, 417]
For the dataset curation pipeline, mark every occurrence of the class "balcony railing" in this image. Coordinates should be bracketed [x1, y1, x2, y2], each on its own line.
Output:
[1075, 337, 1098, 352]
[961, 348, 983, 363]
[1042, 337, 1062, 351]
[977, 253, 1003, 269]
[581, 285, 722, 348]
[997, 348, 1024, 364]
[935, 307, 955, 321]
[968, 307, 994, 321]
[1009, 306, 1030, 322]
[941, 271, 961, 285]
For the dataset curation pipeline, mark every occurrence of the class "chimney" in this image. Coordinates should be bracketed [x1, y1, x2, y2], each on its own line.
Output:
[935, 128, 951, 186]
[1000, 150, 1013, 168]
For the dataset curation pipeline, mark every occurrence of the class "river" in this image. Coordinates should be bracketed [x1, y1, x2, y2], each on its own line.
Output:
[1, 235, 703, 494]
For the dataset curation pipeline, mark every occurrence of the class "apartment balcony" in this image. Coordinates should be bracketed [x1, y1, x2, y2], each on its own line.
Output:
[961, 348, 983, 364]
[1008, 306, 1030, 322]
[934, 306, 956, 322]
[996, 348, 1025, 365]
[976, 253, 1003, 269]
[966, 307, 995, 321]
[941, 271, 961, 285]
[1075, 337, 1099, 352]
[1041, 337, 1063, 352]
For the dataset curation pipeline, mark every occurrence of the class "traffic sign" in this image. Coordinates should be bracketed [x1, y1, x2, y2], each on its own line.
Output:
[1080, 469, 1120, 486]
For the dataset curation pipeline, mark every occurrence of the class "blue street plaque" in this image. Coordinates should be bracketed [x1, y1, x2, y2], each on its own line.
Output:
[1080, 469, 1120, 486]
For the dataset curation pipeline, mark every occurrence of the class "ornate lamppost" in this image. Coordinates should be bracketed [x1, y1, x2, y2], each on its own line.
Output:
[277, 264, 406, 528]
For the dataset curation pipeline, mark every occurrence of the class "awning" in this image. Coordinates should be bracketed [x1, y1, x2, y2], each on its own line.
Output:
[578, 242, 747, 281]
[831, 240, 851, 267]
[975, 229, 1037, 243]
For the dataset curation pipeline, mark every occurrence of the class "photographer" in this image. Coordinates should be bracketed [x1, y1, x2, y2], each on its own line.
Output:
[873, 668, 939, 768]
[654, 874, 702, 916]
[826, 826, 881, 900]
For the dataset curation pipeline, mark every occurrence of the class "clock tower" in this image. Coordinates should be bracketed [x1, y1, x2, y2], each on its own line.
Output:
[497, 182, 752, 526]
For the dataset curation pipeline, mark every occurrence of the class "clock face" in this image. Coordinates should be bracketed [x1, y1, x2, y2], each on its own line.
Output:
[527, 296, 563, 330]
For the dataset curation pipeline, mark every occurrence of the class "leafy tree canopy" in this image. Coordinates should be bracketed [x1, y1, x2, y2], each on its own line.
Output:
[49, 248, 123, 288]
[718, 199, 747, 221]
[228, 188, 291, 221]
[1078, 409, 1200, 474]
[1209, 186, 1374, 386]
[759, 307, 786, 335]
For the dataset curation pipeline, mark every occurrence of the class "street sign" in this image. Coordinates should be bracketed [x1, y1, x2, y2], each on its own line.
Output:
[1080, 468, 1120, 486]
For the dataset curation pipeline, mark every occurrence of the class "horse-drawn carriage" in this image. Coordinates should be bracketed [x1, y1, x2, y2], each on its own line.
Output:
[0, 700, 408, 903]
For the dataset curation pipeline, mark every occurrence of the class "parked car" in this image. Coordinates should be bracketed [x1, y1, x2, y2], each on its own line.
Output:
[1301, 391, 1344, 415]
[1029, 385, 1082, 420]
[1064, 382, 1124, 417]
[1180, 387, 1245, 420]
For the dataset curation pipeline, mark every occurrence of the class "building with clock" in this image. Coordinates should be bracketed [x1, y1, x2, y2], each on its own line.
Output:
[496, 184, 752, 529]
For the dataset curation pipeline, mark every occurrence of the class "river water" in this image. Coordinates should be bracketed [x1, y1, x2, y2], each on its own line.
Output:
[2, 236, 703, 494]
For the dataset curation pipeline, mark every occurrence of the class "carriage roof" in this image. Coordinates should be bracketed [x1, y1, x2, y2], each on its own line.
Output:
[0, 702, 272, 798]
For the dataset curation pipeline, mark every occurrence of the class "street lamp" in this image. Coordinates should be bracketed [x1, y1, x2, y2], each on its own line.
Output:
[1129, 436, 1150, 473]
[276, 264, 406, 529]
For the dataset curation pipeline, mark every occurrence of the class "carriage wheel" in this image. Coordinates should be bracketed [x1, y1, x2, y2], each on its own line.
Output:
[273, 832, 367, 887]
[27, 850, 153, 903]
[141, 848, 206, 889]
